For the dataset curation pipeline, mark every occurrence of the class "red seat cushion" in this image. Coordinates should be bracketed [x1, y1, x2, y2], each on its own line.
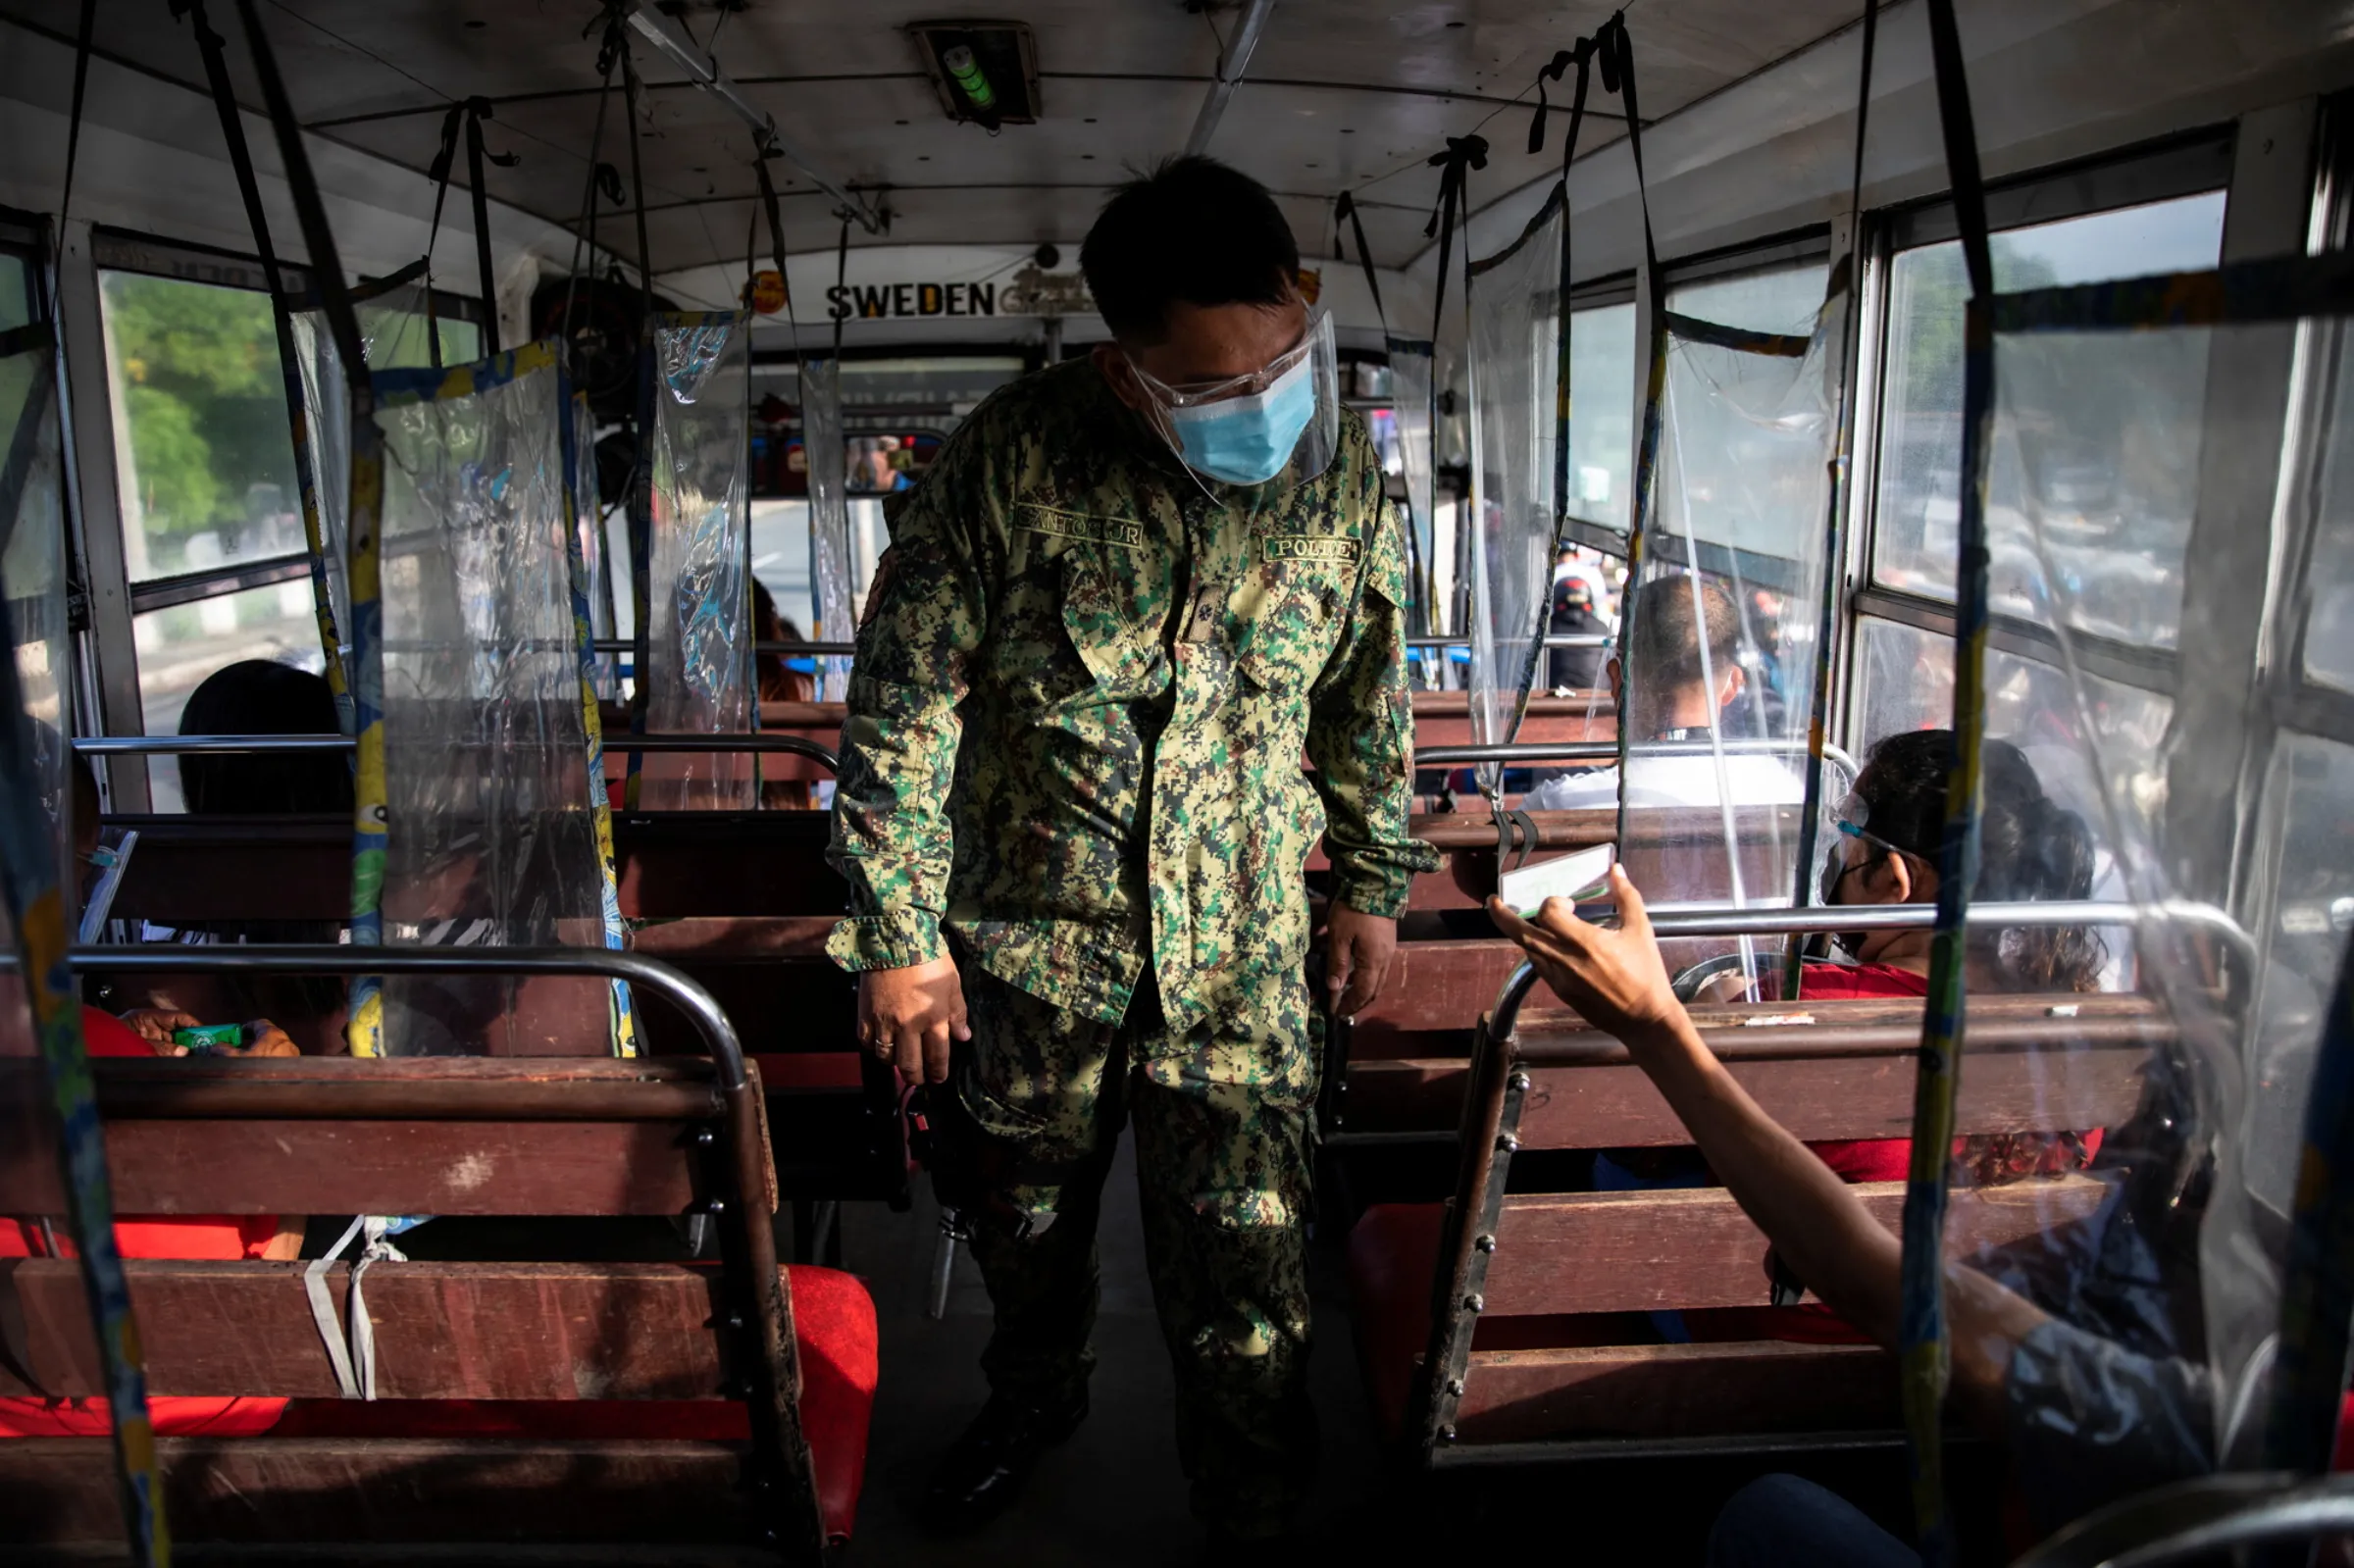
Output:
[274, 1265, 878, 1543]
[1346, 1203, 1446, 1444]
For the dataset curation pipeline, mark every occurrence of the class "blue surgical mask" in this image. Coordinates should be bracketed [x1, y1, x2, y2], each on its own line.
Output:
[1163, 353, 1316, 486]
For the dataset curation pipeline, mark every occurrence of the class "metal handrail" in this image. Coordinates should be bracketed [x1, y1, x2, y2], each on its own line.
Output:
[590, 638, 859, 658]
[58, 943, 747, 1091]
[1484, 898, 2253, 1043]
[2012, 1472, 2354, 1568]
[1417, 739, 1860, 770]
[74, 733, 841, 772]
[1407, 634, 1614, 650]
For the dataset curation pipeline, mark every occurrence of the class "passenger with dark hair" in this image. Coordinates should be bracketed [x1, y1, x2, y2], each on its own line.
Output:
[176, 658, 352, 818]
[117, 660, 352, 1050]
[827, 155, 1435, 1549]
[1545, 575, 1610, 692]
[1484, 859, 2280, 1565]
[753, 581, 816, 810]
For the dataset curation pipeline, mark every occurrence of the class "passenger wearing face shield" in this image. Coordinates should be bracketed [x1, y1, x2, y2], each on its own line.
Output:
[823, 156, 1436, 1550]
[1592, 731, 2113, 1339]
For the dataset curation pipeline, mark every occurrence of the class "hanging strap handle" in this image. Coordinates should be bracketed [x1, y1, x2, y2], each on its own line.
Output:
[1334, 192, 1388, 335]
[1595, 12, 1659, 292]
[1421, 132, 1489, 355]
[463, 99, 518, 353]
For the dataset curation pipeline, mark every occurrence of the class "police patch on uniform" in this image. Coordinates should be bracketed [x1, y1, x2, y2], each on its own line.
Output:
[1261, 533, 1360, 564]
[1017, 505, 1146, 550]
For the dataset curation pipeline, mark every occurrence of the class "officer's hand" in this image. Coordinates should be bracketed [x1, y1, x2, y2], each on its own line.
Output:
[1322, 902, 1399, 1020]
[857, 955, 971, 1086]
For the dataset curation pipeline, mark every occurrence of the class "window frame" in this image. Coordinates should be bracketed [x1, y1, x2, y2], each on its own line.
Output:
[1839, 130, 2239, 754]
[1559, 269, 1639, 552]
[94, 230, 489, 615]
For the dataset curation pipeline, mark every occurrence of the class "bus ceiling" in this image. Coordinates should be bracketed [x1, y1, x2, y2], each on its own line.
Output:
[0, 0, 2343, 350]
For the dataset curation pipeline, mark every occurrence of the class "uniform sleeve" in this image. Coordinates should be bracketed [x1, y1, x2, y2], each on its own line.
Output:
[823, 421, 996, 972]
[1305, 460, 1442, 919]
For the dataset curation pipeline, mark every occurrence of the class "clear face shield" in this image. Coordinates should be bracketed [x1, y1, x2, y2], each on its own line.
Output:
[1126, 307, 1341, 491]
[1817, 790, 1913, 958]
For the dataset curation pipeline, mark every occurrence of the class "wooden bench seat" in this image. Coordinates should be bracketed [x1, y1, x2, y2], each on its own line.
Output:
[0, 1051, 872, 1561]
[1346, 986, 2160, 1464]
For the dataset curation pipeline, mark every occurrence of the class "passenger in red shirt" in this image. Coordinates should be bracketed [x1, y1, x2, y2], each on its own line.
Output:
[1592, 731, 2109, 1342]
[0, 1006, 303, 1437]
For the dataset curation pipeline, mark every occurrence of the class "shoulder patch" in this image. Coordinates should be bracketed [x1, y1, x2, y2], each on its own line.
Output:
[1016, 503, 1146, 551]
[1261, 533, 1361, 565]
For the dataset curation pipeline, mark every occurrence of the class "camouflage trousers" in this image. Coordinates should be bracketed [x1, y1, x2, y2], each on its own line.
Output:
[933, 961, 1319, 1537]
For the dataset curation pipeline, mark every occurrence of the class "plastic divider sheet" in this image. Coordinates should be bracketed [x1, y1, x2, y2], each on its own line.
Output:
[365, 341, 614, 1055]
[558, 384, 638, 1057]
[571, 391, 620, 700]
[1388, 333, 1439, 646]
[1463, 184, 1566, 796]
[637, 311, 753, 809]
[0, 333, 166, 1553]
[803, 355, 854, 702]
[1887, 256, 2354, 1543]
[1612, 299, 1837, 986]
[289, 270, 441, 726]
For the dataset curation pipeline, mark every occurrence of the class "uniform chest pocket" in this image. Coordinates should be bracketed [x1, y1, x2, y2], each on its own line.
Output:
[1232, 569, 1346, 698]
[1056, 543, 1166, 697]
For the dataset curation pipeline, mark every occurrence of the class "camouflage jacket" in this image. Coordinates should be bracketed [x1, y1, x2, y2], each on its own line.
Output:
[824, 358, 1437, 1030]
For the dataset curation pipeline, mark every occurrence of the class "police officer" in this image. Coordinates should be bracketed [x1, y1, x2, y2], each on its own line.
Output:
[824, 157, 1435, 1550]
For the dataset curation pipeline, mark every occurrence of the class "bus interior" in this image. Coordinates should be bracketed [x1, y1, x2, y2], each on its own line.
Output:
[2, 0, 2354, 1562]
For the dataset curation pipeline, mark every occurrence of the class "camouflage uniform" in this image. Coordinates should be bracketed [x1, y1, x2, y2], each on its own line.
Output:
[826, 358, 1435, 1533]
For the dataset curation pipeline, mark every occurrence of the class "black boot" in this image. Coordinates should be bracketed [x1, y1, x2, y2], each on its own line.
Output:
[919, 1391, 1090, 1531]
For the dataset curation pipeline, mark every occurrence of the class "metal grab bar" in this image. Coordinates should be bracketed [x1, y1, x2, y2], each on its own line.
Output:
[1417, 739, 1860, 770]
[74, 733, 841, 773]
[1484, 897, 2252, 1043]
[62, 941, 743, 1087]
[2012, 1472, 2354, 1568]
[590, 638, 859, 658]
[57, 943, 748, 1091]
[1407, 634, 1614, 650]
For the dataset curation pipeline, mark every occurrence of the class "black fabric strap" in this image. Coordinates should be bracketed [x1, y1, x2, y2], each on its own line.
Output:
[1922, 0, 1992, 300]
[619, 30, 657, 741]
[462, 100, 514, 353]
[231, 0, 362, 382]
[1334, 192, 1387, 333]
[59, 0, 96, 234]
[831, 217, 850, 360]
[180, 0, 289, 301]
[558, 26, 621, 371]
[1596, 13, 1659, 291]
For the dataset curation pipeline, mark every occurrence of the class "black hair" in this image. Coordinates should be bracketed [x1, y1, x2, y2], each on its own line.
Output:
[1080, 156, 1300, 343]
[1853, 729, 2105, 991]
[178, 660, 353, 817]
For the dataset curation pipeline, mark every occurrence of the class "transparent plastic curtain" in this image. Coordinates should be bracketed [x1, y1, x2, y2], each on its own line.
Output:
[289, 271, 442, 719]
[1, 339, 70, 1059]
[367, 341, 613, 1055]
[1388, 334, 1439, 641]
[636, 311, 753, 809]
[804, 355, 854, 701]
[0, 337, 166, 1550]
[1614, 303, 1836, 984]
[572, 391, 619, 699]
[1463, 185, 1566, 798]
[559, 384, 638, 1057]
[1882, 258, 2354, 1543]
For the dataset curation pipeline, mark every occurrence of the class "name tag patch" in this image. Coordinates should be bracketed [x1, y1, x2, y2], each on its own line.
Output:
[1019, 506, 1146, 550]
[1262, 533, 1360, 564]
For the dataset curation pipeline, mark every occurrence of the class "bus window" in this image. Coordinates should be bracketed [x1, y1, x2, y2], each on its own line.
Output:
[1669, 259, 1828, 336]
[2298, 327, 2354, 690]
[1871, 190, 2228, 633]
[1566, 298, 1636, 534]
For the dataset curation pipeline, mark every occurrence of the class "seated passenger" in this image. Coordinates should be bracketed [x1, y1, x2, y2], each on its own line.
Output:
[113, 661, 351, 1051]
[1523, 573, 1804, 810]
[1489, 872, 2244, 1558]
[1545, 574, 1610, 692]
[753, 580, 815, 810]
[1587, 730, 2106, 1341]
